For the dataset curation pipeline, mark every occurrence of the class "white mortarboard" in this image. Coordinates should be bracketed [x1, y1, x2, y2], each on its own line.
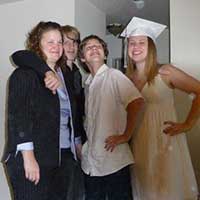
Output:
[120, 17, 167, 43]
[120, 17, 166, 68]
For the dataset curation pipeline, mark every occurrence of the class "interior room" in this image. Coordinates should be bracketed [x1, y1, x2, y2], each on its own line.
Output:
[0, 0, 199, 199]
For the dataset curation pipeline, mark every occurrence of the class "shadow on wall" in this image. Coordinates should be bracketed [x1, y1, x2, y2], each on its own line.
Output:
[174, 89, 200, 190]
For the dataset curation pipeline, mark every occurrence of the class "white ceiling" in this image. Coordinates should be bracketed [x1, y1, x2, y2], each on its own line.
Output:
[87, 0, 169, 27]
[0, 0, 169, 27]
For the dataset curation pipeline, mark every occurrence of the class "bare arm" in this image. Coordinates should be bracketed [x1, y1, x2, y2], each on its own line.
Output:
[123, 97, 144, 140]
[105, 97, 144, 152]
[160, 65, 200, 135]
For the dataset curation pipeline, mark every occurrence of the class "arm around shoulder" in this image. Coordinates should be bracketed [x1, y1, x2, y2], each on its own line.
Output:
[11, 50, 51, 76]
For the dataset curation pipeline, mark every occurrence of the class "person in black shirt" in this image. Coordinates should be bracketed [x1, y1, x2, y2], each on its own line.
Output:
[2, 21, 65, 200]
[61, 25, 86, 146]
[8, 25, 86, 200]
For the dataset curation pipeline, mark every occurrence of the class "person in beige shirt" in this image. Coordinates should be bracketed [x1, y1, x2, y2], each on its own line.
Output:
[78, 35, 144, 200]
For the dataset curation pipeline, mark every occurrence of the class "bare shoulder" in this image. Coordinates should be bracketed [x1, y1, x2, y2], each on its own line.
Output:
[160, 64, 200, 93]
[163, 64, 188, 74]
[159, 64, 178, 73]
[158, 64, 174, 88]
[159, 64, 185, 79]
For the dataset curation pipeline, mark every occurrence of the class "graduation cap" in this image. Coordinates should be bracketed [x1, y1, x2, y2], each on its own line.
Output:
[120, 17, 167, 68]
[120, 17, 167, 43]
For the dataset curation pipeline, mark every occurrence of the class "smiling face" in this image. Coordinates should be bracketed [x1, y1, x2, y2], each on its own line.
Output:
[63, 33, 78, 62]
[81, 38, 105, 67]
[40, 29, 63, 69]
[128, 35, 148, 65]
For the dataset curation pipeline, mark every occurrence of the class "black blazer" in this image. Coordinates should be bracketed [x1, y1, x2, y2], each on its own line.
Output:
[11, 50, 86, 142]
[3, 66, 60, 167]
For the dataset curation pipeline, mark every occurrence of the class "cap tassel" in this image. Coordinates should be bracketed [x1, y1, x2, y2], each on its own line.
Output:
[123, 36, 128, 68]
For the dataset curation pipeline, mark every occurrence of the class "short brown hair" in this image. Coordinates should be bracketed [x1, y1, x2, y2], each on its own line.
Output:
[78, 35, 108, 59]
[78, 35, 109, 73]
[26, 21, 63, 61]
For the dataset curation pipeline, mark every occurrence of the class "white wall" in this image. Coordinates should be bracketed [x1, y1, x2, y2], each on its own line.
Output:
[157, 28, 169, 64]
[75, 0, 106, 82]
[75, 0, 106, 39]
[170, 0, 200, 75]
[170, 0, 200, 189]
[105, 34, 123, 68]
[0, 0, 75, 199]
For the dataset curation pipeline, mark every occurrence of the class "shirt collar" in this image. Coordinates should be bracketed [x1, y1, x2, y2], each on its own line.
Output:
[85, 64, 108, 85]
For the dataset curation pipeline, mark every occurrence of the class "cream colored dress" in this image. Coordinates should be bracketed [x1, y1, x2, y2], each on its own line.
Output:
[131, 74, 198, 200]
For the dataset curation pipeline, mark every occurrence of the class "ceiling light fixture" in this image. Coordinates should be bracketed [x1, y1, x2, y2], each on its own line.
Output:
[133, 0, 145, 9]
[106, 23, 124, 36]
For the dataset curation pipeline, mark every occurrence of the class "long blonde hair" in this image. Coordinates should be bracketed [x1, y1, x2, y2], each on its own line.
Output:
[126, 37, 159, 85]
